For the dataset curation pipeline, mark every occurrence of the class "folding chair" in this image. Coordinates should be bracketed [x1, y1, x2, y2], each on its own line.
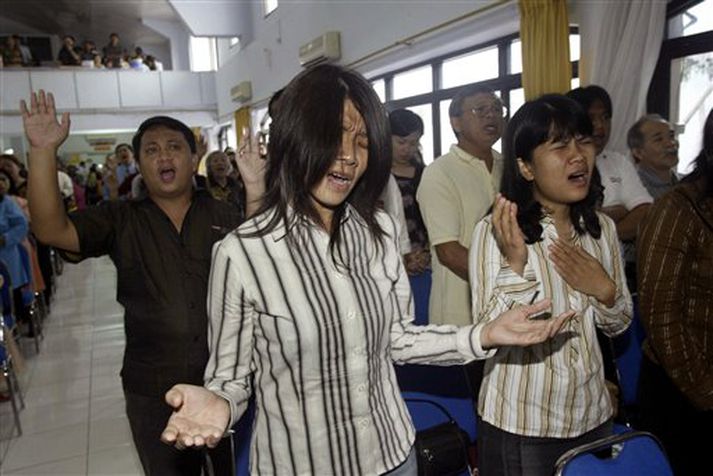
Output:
[553, 430, 673, 476]
[17, 245, 43, 352]
[1, 324, 25, 439]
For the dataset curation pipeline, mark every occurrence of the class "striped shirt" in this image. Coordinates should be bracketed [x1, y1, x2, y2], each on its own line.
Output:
[637, 183, 713, 410]
[205, 206, 493, 475]
[469, 212, 632, 438]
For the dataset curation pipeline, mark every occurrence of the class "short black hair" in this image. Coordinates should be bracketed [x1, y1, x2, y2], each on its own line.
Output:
[566, 85, 613, 118]
[389, 109, 424, 137]
[268, 88, 284, 118]
[114, 143, 133, 155]
[131, 116, 197, 162]
[501, 94, 603, 243]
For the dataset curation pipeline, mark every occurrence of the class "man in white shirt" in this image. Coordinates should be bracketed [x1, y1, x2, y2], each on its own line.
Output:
[567, 86, 652, 292]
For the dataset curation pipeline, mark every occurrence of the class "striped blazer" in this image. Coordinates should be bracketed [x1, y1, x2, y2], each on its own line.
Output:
[205, 206, 493, 475]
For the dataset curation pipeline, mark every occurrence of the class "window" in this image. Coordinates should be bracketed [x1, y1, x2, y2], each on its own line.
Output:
[405, 104, 434, 165]
[671, 51, 713, 173]
[371, 79, 386, 103]
[510, 34, 580, 74]
[264, 0, 278, 16]
[189, 36, 217, 72]
[371, 30, 579, 160]
[649, 0, 713, 174]
[442, 46, 499, 89]
[668, 0, 713, 39]
[392, 65, 432, 100]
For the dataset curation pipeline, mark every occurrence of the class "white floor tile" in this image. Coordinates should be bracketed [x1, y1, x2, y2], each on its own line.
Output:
[12, 398, 89, 436]
[86, 444, 143, 475]
[3, 455, 87, 475]
[0, 422, 89, 471]
[90, 394, 127, 421]
[88, 416, 134, 451]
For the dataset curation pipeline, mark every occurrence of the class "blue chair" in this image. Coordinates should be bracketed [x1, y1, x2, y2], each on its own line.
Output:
[612, 298, 646, 410]
[232, 397, 255, 476]
[553, 430, 673, 476]
[408, 269, 431, 326]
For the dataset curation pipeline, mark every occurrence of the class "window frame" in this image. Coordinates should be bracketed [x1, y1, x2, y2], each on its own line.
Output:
[370, 29, 579, 160]
[648, 0, 713, 117]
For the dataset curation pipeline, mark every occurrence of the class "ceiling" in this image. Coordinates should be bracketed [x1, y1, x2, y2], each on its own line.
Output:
[0, 0, 181, 46]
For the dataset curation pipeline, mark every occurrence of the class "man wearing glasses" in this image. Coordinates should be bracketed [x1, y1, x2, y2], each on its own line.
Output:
[417, 85, 506, 328]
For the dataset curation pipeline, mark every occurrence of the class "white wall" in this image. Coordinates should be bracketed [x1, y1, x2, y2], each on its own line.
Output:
[168, 0, 254, 40]
[142, 18, 192, 71]
[214, 0, 518, 120]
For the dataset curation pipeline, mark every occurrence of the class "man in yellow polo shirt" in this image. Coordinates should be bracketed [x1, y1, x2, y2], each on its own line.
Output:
[417, 85, 505, 326]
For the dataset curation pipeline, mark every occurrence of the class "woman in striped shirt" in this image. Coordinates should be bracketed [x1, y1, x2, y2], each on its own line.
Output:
[470, 94, 632, 476]
[160, 65, 575, 475]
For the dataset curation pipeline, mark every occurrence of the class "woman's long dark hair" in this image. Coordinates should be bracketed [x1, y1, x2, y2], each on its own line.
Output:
[246, 64, 392, 259]
[682, 107, 713, 201]
[500, 94, 603, 243]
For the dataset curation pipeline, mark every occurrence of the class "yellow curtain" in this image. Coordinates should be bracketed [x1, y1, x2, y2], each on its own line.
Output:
[234, 106, 251, 147]
[519, 0, 571, 100]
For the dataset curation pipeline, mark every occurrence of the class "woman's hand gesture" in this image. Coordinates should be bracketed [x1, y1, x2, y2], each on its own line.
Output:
[20, 90, 70, 151]
[492, 194, 527, 276]
[481, 299, 575, 348]
[548, 239, 616, 307]
[161, 384, 231, 450]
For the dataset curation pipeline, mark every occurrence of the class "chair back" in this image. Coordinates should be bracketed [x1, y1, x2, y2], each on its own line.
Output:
[554, 430, 673, 476]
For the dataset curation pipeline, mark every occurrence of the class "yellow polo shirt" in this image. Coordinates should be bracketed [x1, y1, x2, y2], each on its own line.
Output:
[416, 145, 502, 326]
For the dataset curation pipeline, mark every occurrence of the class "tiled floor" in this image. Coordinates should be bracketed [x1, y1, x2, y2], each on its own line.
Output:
[0, 257, 144, 475]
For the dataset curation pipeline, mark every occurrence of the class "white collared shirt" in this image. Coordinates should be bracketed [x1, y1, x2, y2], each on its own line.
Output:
[205, 206, 493, 475]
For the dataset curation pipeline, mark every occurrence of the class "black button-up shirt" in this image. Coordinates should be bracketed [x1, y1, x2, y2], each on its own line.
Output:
[67, 190, 241, 397]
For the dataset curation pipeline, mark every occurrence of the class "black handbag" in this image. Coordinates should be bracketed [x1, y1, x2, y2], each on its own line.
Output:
[407, 398, 472, 476]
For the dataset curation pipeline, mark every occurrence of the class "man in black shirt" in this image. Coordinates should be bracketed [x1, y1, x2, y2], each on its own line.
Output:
[57, 35, 81, 66]
[20, 90, 264, 475]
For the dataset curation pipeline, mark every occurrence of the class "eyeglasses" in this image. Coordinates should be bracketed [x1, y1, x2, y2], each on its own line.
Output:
[469, 104, 508, 119]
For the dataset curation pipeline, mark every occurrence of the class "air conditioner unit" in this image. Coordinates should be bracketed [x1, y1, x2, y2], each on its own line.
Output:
[231, 81, 252, 103]
[298, 31, 341, 67]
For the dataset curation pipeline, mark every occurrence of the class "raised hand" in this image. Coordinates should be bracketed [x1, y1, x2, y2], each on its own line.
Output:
[196, 133, 208, 161]
[480, 299, 576, 348]
[492, 194, 527, 275]
[548, 239, 616, 307]
[235, 127, 267, 187]
[20, 90, 70, 151]
[161, 384, 231, 450]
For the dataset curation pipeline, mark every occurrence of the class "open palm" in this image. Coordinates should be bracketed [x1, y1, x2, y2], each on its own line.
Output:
[161, 384, 231, 449]
[20, 90, 70, 150]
